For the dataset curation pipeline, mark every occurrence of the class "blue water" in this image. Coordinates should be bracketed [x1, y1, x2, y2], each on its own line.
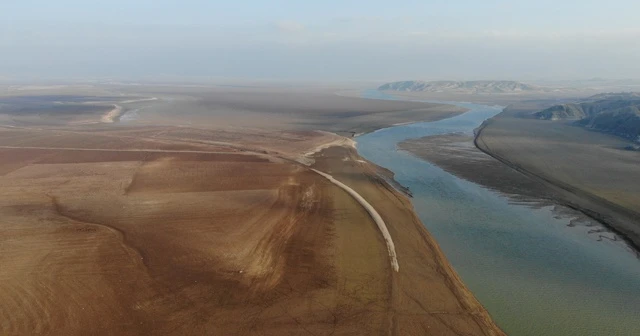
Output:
[357, 90, 640, 336]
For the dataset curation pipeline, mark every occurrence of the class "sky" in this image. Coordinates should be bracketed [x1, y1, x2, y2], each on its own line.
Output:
[1, 0, 639, 81]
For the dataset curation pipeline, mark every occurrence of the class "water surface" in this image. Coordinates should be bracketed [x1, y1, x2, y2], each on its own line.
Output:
[357, 90, 640, 336]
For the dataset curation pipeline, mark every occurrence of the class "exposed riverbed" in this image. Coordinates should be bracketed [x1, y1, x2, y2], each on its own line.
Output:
[357, 90, 640, 336]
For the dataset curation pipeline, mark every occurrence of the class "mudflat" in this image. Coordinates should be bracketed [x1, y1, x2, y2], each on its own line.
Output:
[399, 133, 562, 206]
[398, 133, 625, 243]
[475, 105, 640, 249]
[0, 85, 503, 335]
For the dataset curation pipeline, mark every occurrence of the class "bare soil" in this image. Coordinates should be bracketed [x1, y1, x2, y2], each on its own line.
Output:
[313, 146, 505, 336]
[0, 85, 503, 335]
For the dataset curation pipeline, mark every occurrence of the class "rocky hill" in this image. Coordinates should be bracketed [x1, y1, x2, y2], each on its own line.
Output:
[534, 93, 640, 142]
[378, 80, 539, 94]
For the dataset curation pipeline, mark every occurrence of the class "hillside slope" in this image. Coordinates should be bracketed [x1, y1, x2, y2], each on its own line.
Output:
[534, 93, 640, 142]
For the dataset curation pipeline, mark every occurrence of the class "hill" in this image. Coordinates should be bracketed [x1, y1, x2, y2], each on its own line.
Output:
[378, 80, 539, 94]
[534, 93, 640, 142]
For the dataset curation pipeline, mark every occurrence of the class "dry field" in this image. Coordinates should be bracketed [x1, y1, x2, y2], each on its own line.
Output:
[0, 86, 503, 335]
[0, 144, 336, 335]
[476, 107, 640, 248]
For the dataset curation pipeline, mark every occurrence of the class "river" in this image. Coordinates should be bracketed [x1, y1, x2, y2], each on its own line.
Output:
[356, 90, 640, 336]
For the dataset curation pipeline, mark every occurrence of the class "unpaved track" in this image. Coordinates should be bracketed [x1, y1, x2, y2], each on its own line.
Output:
[313, 146, 507, 336]
[0, 142, 400, 273]
[0, 113, 504, 335]
[311, 168, 399, 272]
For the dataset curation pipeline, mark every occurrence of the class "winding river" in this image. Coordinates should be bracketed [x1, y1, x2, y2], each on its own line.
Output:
[356, 90, 640, 336]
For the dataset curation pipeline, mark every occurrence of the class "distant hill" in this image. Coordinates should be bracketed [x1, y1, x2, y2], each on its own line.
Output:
[378, 80, 539, 94]
[534, 93, 640, 142]
[581, 92, 640, 101]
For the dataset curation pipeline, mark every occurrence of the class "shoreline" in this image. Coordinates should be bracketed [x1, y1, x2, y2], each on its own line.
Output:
[370, 157, 506, 335]
[398, 132, 560, 207]
[299, 97, 504, 334]
[334, 93, 505, 333]
[311, 144, 506, 335]
[474, 120, 640, 254]
[360, 90, 640, 255]
[355, 102, 640, 335]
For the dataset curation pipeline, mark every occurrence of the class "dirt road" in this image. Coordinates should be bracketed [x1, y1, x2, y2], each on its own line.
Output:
[311, 168, 399, 272]
[0, 90, 503, 335]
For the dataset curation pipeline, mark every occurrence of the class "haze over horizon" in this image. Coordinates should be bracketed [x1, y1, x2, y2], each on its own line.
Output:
[2, 0, 640, 81]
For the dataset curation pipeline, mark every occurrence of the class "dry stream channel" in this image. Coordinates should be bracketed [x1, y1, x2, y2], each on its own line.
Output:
[357, 90, 640, 336]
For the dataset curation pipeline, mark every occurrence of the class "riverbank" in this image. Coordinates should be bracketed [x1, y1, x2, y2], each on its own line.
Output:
[311, 145, 505, 335]
[354, 98, 640, 336]
[397, 100, 640, 254]
[399, 131, 634, 251]
[474, 110, 640, 252]
[399, 133, 561, 206]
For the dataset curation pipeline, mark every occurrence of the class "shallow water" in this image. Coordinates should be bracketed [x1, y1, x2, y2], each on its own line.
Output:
[357, 90, 640, 336]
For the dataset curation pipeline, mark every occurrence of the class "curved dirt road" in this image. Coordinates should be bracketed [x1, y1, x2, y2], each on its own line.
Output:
[311, 168, 399, 272]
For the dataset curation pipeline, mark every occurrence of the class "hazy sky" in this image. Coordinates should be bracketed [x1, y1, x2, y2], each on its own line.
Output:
[2, 0, 639, 81]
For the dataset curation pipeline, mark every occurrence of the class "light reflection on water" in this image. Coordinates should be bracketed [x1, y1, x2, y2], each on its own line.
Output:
[357, 90, 640, 336]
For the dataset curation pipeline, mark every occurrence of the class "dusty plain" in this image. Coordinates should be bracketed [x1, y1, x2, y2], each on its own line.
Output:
[0, 84, 503, 335]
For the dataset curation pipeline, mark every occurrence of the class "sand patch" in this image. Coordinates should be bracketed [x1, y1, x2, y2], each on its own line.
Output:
[100, 105, 123, 123]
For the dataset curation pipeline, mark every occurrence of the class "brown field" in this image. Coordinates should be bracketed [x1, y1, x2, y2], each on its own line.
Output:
[0, 85, 503, 335]
[476, 105, 640, 249]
